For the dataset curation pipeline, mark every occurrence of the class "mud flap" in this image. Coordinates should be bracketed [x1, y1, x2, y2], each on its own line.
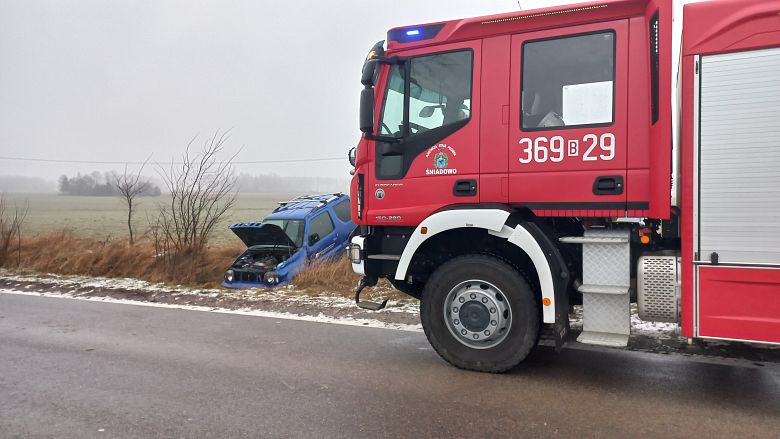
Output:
[516, 220, 571, 352]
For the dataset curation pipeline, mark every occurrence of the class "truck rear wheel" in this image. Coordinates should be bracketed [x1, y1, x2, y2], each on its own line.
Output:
[420, 255, 540, 373]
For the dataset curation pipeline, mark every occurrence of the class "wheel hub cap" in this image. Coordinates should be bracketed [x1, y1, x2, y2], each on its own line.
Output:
[444, 280, 512, 349]
[459, 302, 490, 332]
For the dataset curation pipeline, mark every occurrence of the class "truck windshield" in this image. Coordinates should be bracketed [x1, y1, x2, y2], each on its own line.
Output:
[378, 50, 472, 138]
[264, 219, 304, 247]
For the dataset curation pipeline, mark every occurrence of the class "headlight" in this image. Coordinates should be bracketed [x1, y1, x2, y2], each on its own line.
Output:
[264, 271, 280, 284]
[225, 269, 235, 283]
[349, 243, 362, 264]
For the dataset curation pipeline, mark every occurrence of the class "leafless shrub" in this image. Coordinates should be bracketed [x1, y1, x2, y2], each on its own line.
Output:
[152, 130, 238, 274]
[114, 160, 151, 245]
[0, 195, 29, 267]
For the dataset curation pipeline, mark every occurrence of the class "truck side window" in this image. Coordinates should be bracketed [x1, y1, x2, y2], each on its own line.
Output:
[379, 65, 405, 137]
[378, 50, 473, 138]
[308, 211, 334, 242]
[522, 31, 615, 130]
[407, 51, 472, 134]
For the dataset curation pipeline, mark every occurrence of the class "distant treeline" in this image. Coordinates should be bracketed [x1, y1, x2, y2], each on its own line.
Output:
[58, 172, 162, 197]
[2, 172, 346, 196]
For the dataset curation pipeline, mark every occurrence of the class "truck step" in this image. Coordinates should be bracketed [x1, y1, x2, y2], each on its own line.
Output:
[577, 331, 630, 348]
[366, 254, 401, 261]
[577, 284, 630, 295]
[575, 229, 631, 348]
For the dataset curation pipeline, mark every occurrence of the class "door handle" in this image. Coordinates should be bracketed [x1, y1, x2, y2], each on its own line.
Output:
[453, 179, 477, 197]
[592, 176, 624, 195]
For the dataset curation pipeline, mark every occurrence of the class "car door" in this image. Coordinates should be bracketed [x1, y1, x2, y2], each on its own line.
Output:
[306, 210, 338, 260]
[508, 20, 629, 216]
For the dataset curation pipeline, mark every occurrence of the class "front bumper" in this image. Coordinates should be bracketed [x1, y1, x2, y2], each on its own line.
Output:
[222, 270, 287, 289]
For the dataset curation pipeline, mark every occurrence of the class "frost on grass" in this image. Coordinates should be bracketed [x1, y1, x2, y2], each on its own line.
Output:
[0, 269, 421, 329]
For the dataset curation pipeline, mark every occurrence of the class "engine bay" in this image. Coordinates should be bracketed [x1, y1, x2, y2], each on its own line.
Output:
[231, 246, 296, 273]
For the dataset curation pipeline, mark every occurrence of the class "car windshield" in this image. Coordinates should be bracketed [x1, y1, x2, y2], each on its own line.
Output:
[263, 219, 305, 247]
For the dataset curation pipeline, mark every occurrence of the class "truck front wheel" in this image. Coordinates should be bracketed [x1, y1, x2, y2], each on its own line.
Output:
[420, 255, 540, 372]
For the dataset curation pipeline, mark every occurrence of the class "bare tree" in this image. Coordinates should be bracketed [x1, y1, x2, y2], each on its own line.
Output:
[154, 130, 238, 259]
[0, 195, 29, 267]
[114, 160, 151, 245]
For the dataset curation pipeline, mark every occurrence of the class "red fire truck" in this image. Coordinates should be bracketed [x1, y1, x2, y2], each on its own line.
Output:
[347, 0, 780, 372]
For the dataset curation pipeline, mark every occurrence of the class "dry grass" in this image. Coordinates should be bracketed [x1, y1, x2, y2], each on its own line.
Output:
[293, 257, 405, 301]
[292, 257, 362, 292]
[5, 231, 243, 287]
[1, 232, 403, 300]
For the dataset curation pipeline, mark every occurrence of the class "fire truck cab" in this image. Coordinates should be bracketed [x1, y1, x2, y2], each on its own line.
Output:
[348, 0, 780, 372]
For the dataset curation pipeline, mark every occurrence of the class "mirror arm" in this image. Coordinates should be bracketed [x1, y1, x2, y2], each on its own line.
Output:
[366, 55, 404, 66]
[363, 133, 403, 144]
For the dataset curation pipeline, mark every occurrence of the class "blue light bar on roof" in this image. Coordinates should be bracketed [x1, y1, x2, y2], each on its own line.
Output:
[388, 23, 445, 44]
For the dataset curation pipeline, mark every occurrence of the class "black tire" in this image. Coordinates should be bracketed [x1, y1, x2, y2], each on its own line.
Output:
[420, 255, 539, 373]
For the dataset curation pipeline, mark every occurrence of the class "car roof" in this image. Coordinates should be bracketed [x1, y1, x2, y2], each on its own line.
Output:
[264, 193, 348, 221]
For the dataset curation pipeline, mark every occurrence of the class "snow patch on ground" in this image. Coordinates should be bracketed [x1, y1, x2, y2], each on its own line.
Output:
[0, 270, 420, 315]
[0, 288, 423, 332]
[568, 303, 680, 341]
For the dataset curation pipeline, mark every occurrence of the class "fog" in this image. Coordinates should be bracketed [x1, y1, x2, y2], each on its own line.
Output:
[0, 0, 697, 192]
[0, 0, 523, 188]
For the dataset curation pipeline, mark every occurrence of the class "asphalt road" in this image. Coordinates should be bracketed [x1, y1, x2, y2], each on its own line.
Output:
[1, 293, 779, 438]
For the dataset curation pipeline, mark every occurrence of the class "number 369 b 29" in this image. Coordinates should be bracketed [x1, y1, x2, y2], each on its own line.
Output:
[518, 133, 615, 164]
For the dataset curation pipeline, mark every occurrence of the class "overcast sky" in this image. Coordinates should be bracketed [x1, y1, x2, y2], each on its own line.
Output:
[0, 0, 527, 180]
[0, 0, 694, 181]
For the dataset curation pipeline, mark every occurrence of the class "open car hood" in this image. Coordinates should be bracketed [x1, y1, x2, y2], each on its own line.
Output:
[229, 223, 297, 249]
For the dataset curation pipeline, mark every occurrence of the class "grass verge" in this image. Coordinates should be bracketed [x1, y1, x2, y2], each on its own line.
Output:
[1, 231, 402, 300]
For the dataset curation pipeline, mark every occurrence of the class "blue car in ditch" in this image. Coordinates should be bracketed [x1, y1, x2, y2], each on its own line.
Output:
[223, 194, 355, 288]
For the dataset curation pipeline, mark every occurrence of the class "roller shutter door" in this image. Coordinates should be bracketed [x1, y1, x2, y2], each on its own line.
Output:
[699, 47, 780, 264]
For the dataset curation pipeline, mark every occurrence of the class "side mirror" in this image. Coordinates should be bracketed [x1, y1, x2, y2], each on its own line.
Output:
[309, 233, 320, 246]
[361, 41, 385, 87]
[361, 60, 377, 86]
[348, 147, 357, 167]
[359, 87, 375, 134]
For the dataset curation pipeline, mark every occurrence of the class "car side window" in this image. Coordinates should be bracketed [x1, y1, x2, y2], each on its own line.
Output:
[308, 211, 334, 243]
[332, 200, 351, 222]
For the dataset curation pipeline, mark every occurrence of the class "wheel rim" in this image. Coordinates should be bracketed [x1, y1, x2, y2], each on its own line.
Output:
[443, 280, 512, 349]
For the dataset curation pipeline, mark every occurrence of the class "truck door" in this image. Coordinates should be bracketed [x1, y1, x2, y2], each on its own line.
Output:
[508, 21, 629, 216]
[368, 41, 481, 226]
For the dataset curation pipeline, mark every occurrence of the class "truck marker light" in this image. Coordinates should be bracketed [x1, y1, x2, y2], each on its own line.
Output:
[421, 227, 428, 235]
[543, 298, 552, 307]
[480, 4, 608, 25]
[639, 227, 653, 245]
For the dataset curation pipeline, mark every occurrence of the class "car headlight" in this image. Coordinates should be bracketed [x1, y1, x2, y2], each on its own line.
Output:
[264, 271, 280, 284]
[349, 243, 362, 264]
[225, 269, 234, 283]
